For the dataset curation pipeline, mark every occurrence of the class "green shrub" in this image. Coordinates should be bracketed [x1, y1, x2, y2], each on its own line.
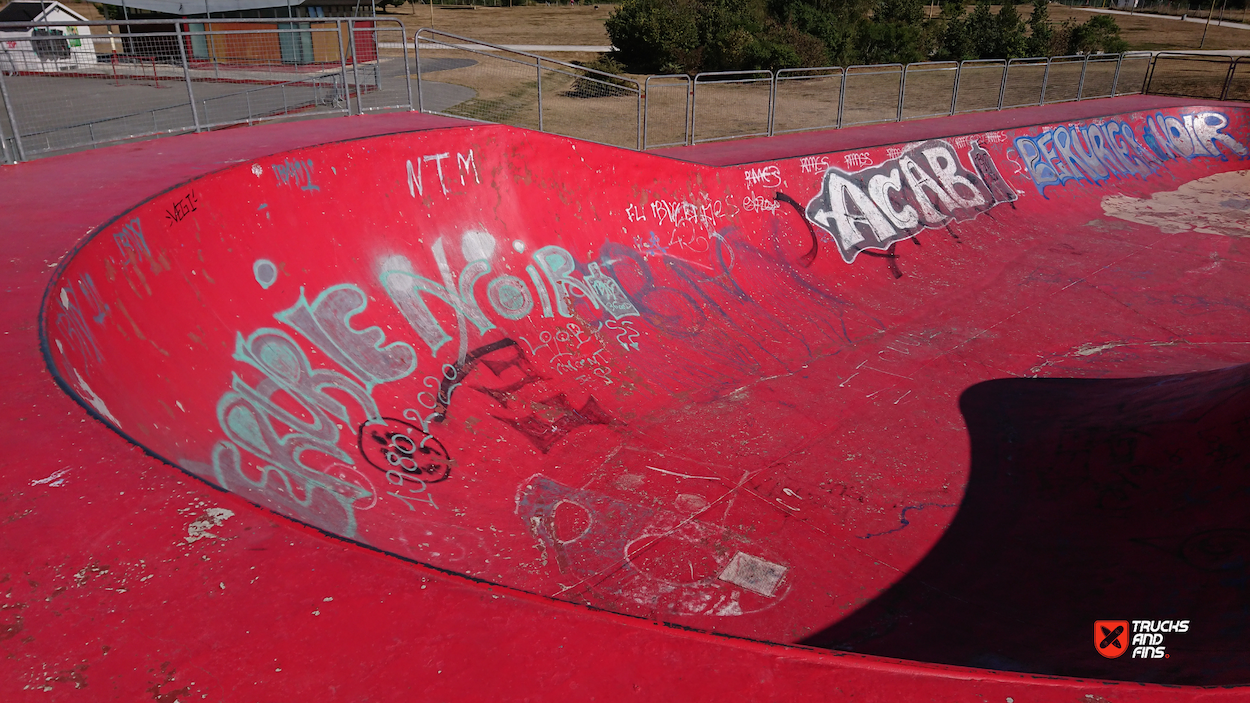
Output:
[565, 55, 635, 97]
[1067, 14, 1129, 54]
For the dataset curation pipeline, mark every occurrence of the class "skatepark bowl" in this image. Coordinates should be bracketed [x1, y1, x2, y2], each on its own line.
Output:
[4, 93, 1250, 700]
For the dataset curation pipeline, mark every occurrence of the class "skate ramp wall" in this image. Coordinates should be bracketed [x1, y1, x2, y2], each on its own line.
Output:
[40, 102, 1250, 684]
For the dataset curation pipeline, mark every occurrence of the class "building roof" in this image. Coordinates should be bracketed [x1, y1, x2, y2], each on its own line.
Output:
[0, 1, 88, 22]
[94, 0, 297, 12]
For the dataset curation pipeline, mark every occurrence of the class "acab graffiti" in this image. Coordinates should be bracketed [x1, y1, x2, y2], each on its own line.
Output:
[804, 139, 1017, 263]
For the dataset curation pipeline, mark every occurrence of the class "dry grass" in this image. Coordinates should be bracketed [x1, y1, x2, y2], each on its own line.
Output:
[419, 48, 642, 147]
[1045, 6, 1250, 52]
[385, 5, 613, 45]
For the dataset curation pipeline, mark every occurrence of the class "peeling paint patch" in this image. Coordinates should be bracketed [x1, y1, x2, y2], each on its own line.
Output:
[1102, 169, 1250, 237]
[72, 368, 121, 428]
[30, 468, 71, 487]
[718, 551, 788, 597]
[185, 508, 235, 543]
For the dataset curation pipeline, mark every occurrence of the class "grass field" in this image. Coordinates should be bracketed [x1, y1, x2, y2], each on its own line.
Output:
[377, 3, 1249, 52]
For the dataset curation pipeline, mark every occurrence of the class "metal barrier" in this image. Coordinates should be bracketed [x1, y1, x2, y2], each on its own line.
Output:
[1115, 52, 1155, 96]
[414, 28, 642, 151]
[3, 25, 1248, 164]
[691, 70, 772, 144]
[900, 61, 958, 121]
[772, 67, 842, 136]
[840, 63, 904, 128]
[953, 59, 1008, 114]
[1146, 52, 1247, 101]
[1227, 57, 1250, 102]
[0, 17, 413, 162]
[642, 74, 691, 149]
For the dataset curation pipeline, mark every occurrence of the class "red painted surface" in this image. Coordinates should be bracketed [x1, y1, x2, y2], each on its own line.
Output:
[4, 100, 1250, 700]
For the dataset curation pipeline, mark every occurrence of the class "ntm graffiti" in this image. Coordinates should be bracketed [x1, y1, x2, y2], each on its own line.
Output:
[805, 139, 1016, 263]
[1013, 111, 1246, 195]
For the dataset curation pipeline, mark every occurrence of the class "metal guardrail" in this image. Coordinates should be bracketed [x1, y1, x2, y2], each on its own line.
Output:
[772, 66, 842, 136]
[2, 20, 1248, 164]
[690, 70, 773, 144]
[414, 28, 642, 151]
[1146, 52, 1250, 101]
[671, 51, 1249, 147]
[642, 73, 691, 149]
[0, 17, 413, 162]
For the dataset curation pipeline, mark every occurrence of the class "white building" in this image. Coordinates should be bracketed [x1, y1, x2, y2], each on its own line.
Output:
[0, 1, 96, 73]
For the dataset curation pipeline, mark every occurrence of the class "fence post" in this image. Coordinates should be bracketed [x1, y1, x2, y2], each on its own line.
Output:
[1144, 53, 1159, 95]
[337, 22, 351, 115]
[768, 70, 777, 136]
[402, 25, 414, 110]
[636, 80, 642, 150]
[1220, 56, 1237, 101]
[348, 20, 364, 115]
[996, 61, 1008, 110]
[950, 62, 962, 115]
[1076, 52, 1090, 100]
[414, 30, 425, 112]
[897, 64, 908, 122]
[689, 75, 697, 145]
[175, 22, 203, 133]
[1110, 53, 1124, 96]
[536, 56, 544, 132]
[1040, 58, 1052, 104]
[836, 69, 846, 129]
[642, 76, 650, 149]
[0, 68, 24, 162]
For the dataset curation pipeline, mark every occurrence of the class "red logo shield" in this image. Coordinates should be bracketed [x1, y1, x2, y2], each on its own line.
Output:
[1095, 620, 1130, 658]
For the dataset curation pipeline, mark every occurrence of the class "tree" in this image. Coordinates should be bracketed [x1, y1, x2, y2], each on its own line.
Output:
[965, 0, 997, 59]
[768, 0, 874, 67]
[936, 1, 973, 61]
[994, 2, 1028, 58]
[607, 0, 829, 73]
[606, 0, 700, 73]
[1067, 14, 1129, 54]
[857, 0, 927, 65]
[1025, 0, 1054, 57]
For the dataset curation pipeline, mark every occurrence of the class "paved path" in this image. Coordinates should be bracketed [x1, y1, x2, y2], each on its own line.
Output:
[1076, 5, 1250, 30]
[383, 42, 614, 52]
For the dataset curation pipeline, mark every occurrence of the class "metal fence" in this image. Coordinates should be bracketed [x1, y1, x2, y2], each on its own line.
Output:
[0, 17, 413, 162]
[414, 28, 642, 150]
[681, 52, 1157, 145]
[1145, 52, 1250, 101]
[3, 20, 1249, 164]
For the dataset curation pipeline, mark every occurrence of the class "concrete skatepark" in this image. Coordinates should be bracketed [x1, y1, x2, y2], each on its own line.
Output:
[3, 91, 1250, 700]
